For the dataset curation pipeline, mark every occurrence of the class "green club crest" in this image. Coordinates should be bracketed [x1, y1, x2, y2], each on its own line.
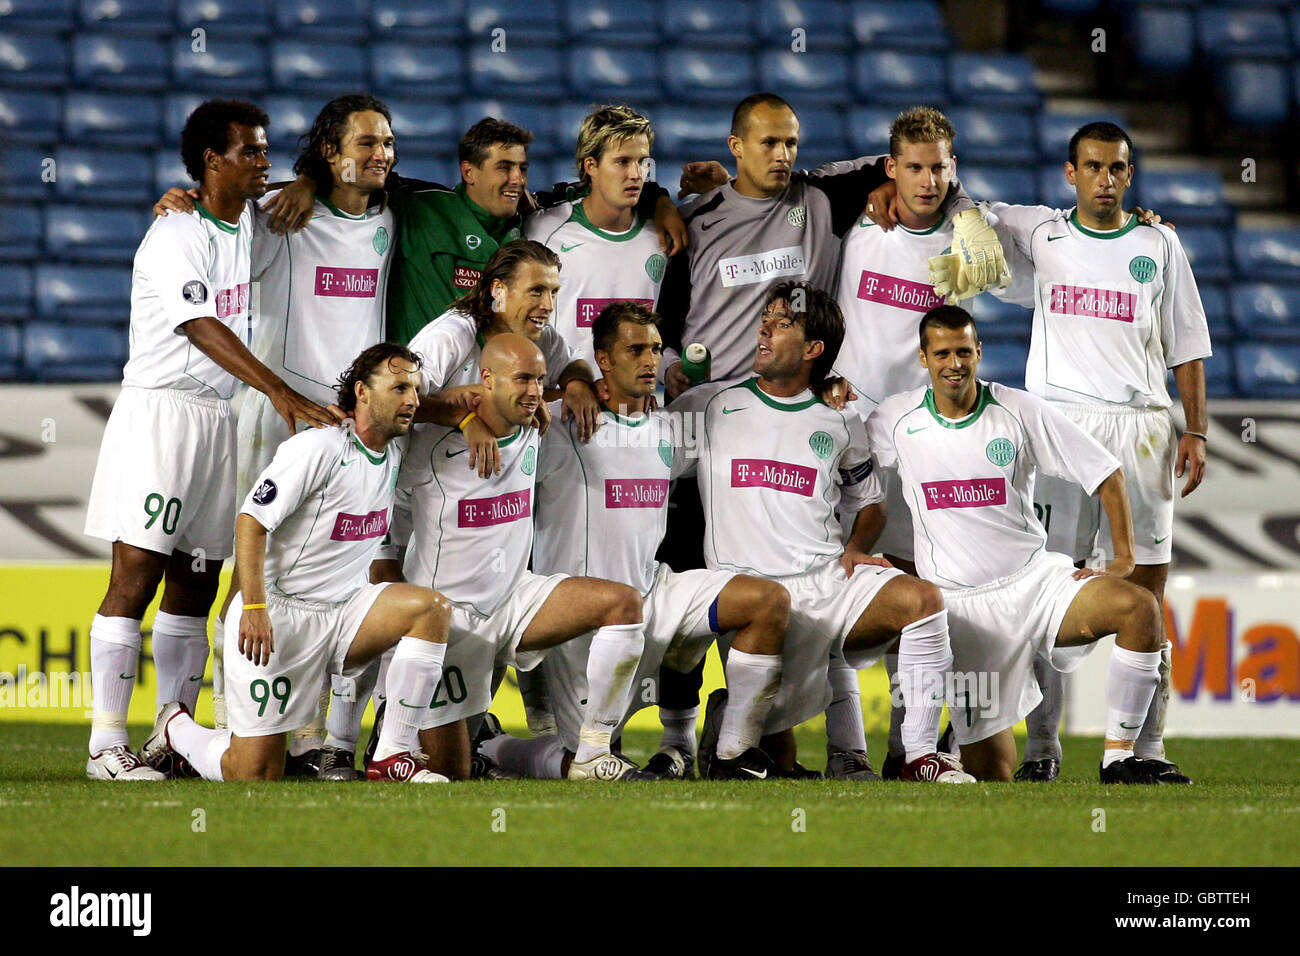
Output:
[1129, 255, 1156, 284]
[788, 205, 807, 227]
[658, 439, 674, 468]
[373, 226, 389, 255]
[986, 437, 1015, 467]
[521, 446, 536, 475]
[645, 253, 667, 283]
[809, 430, 833, 460]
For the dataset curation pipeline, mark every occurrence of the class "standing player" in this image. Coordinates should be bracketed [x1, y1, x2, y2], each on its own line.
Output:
[673, 282, 970, 781]
[477, 302, 792, 780]
[982, 123, 1209, 783]
[143, 345, 454, 782]
[524, 105, 666, 369]
[868, 307, 1174, 783]
[400, 335, 649, 781]
[83, 100, 339, 780]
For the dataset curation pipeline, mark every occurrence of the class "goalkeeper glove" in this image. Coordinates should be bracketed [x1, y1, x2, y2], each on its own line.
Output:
[951, 208, 1010, 294]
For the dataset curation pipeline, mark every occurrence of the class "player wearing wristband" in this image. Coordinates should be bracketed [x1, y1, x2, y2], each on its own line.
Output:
[982, 123, 1210, 783]
[867, 307, 1175, 783]
[142, 345, 454, 782]
[83, 100, 341, 782]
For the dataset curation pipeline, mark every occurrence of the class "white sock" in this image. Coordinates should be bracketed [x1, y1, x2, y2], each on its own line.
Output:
[324, 660, 380, 752]
[885, 651, 905, 758]
[151, 610, 210, 712]
[716, 650, 782, 760]
[212, 615, 226, 730]
[374, 644, 394, 709]
[289, 672, 330, 756]
[1102, 645, 1161, 768]
[659, 706, 698, 756]
[1135, 640, 1172, 760]
[574, 623, 645, 764]
[517, 664, 558, 738]
[1025, 653, 1065, 762]
[89, 615, 142, 753]
[375, 637, 446, 760]
[168, 711, 230, 781]
[480, 733, 566, 779]
[899, 609, 952, 762]
[825, 652, 868, 752]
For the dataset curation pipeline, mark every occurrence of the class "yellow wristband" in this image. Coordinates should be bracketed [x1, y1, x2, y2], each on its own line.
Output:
[457, 411, 477, 431]
[242, 603, 267, 611]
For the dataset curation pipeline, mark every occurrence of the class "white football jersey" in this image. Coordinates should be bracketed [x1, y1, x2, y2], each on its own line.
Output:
[122, 203, 253, 399]
[524, 199, 666, 369]
[533, 400, 675, 595]
[250, 192, 394, 406]
[985, 204, 1212, 408]
[241, 423, 403, 605]
[406, 307, 578, 393]
[672, 377, 884, 577]
[867, 381, 1120, 589]
[401, 422, 541, 617]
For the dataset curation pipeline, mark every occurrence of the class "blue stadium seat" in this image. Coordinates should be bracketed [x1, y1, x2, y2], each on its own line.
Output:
[1233, 227, 1300, 281]
[1174, 227, 1232, 284]
[0, 34, 68, 87]
[566, 0, 660, 44]
[1138, 169, 1230, 227]
[45, 205, 150, 264]
[371, 43, 465, 97]
[272, 41, 366, 93]
[0, 91, 61, 144]
[662, 48, 755, 104]
[650, 105, 732, 157]
[73, 35, 169, 91]
[1235, 344, 1300, 397]
[949, 54, 1041, 109]
[0, 205, 42, 261]
[947, 107, 1036, 164]
[1197, 283, 1232, 339]
[153, 149, 192, 196]
[0, 265, 33, 319]
[957, 164, 1038, 206]
[1231, 283, 1300, 342]
[385, 98, 460, 154]
[81, 0, 177, 34]
[663, 0, 755, 48]
[466, 0, 564, 43]
[262, 94, 316, 151]
[0, 324, 20, 378]
[976, 342, 1028, 389]
[1036, 109, 1126, 162]
[372, 0, 465, 38]
[0, 148, 56, 202]
[162, 93, 208, 143]
[65, 92, 162, 148]
[389, 155, 457, 185]
[850, 2, 950, 52]
[1196, 7, 1291, 58]
[758, 0, 851, 52]
[468, 45, 564, 98]
[1218, 59, 1290, 128]
[1198, 345, 1235, 398]
[24, 322, 129, 382]
[54, 148, 153, 203]
[795, 107, 849, 158]
[846, 106, 897, 152]
[35, 264, 132, 321]
[459, 99, 558, 151]
[0, 0, 74, 30]
[1036, 164, 1074, 210]
[971, 294, 1031, 343]
[567, 46, 661, 101]
[757, 51, 851, 107]
[275, 0, 368, 38]
[1040, 0, 1099, 13]
[173, 37, 268, 92]
[178, 0, 271, 36]
[1132, 5, 1194, 74]
[853, 51, 946, 104]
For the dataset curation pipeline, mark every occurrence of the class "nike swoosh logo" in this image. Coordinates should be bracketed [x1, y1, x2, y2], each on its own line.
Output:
[1154, 535, 1168, 544]
[907, 426, 926, 434]
[187, 675, 202, 682]
[740, 767, 768, 779]
[1119, 721, 1141, 730]
[701, 218, 725, 231]
[396, 697, 424, 709]
[1047, 235, 1066, 242]
[341, 458, 354, 467]
[118, 673, 134, 680]
[560, 241, 583, 251]
[445, 447, 468, 458]
[106, 766, 119, 779]
[721, 406, 745, 415]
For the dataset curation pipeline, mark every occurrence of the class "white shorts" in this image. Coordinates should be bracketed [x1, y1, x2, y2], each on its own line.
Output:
[761, 559, 902, 734]
[874, 467, 915, 563]
[235, 389, 294, 502]
[1035, 403, 1176, 565]
[422, 571, 568, 729]
[84, 386, 236, 559]
[224, 583, 390, 737]
[941, 552, 1098, 746]
[546, 562, 733, 751]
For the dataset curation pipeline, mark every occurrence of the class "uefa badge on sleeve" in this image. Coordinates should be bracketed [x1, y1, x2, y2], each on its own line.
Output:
[181, 280, 207, 304]
[252, 479, 278, 505]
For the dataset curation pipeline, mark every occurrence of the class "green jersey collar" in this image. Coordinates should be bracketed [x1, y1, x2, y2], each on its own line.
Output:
[318, 196, 369, 220]
[602, 403, 650, 426]
[897, 211, 947, 236]
[455, 182, 519, 239]
[1068, 208, 1138, 240]
[573, 200, 646, 242]
[349, 431, 387, 464]
[924, 382, 993, 428]
[195, 202, 240, 234]
[496, 425, 525, 448]
[743, 377, 821, 412]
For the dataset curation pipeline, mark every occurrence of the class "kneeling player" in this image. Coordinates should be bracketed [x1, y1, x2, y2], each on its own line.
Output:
[144, 346, 453, 782]
[867, 307, 1175, 783]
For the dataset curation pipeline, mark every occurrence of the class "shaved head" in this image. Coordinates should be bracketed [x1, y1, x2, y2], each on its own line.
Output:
[481, 332, 546, 429]
[481, 333, 544, 377]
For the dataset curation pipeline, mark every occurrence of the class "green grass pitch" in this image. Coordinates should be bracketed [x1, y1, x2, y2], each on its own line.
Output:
[2, 723, 1296, 866]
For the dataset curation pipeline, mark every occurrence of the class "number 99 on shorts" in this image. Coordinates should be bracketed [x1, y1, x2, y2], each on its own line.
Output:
[250, 676, 291, 717]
